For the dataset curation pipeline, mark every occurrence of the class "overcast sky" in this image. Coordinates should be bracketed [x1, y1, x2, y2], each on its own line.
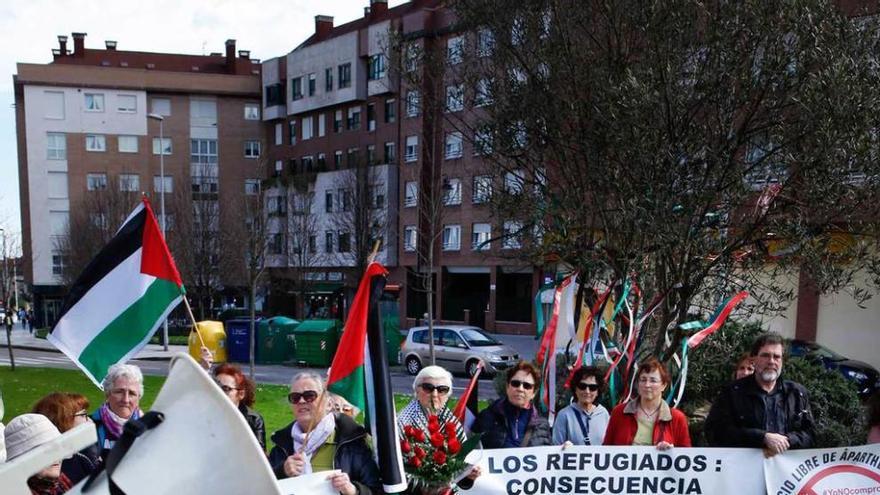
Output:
[0, 0, 407, 253]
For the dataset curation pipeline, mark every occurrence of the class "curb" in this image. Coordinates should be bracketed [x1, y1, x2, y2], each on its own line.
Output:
[2, 343, 177, 361]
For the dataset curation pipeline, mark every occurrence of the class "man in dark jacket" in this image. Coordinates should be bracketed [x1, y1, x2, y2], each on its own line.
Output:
[705, 333, 814, 455]
[269, 412, 379, 493]
[472, 362, 552, 448]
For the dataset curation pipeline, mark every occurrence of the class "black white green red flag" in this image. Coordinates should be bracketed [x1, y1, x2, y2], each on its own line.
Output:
[48, 198, 184, 388]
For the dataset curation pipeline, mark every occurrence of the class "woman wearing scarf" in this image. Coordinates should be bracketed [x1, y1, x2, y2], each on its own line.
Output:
[91, 363, 145, 459]
[268, 372, 380, 495]
[32, 392, 101, 485]
[472, 361, 552, 448]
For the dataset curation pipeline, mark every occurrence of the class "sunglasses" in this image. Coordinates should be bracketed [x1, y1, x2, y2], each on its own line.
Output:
[509, 379, 535, 390]
[288, 390, 319, 404]
[576, 382, 600, 392]
[419, 383, 451, 394]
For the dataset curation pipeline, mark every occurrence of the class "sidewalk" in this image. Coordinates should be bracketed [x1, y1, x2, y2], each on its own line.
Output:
[0, 327, 185, 360]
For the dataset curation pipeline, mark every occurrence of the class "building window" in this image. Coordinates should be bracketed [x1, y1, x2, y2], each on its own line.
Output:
[334, 110, 343, 133]
[90, 213, 108, 230]
[472, 223, 491, 250]
[325, 67, 334, 91]
[405, 181, 418, 207]
[473, 175, 492, 203]
[384, 142, 396, 163]
[474, 128, 494, 155]
[308, 73, 317, 96]
[84, 93, 104, 112]
[282, 121, 293, 146]
[317, 153, 326, 170]
[292, 77, 303, 100]
[406, 90, 420, 117]
[87, 173, 108, 191]
[274, 122, 283, 145]
[302, 156, 314, 172]
[505, 170, 524, 194]
[85, 134, 106, 152]
[334, 150, 343, 169]
[244, 140, 261, 158]
[367, 144, 376, 165]
[154, 175, 173, 194]
[512, 17, 526, 46]
[48, 172, 68, 199]
[267, 196, 287, 216]
[477, 28, 495, 57]
[266, 83, 284, 106]
[404, 226, 417, 252]
[502, 220, 523, 249]
[339, 188, 352, 211]
[299, 116, 312, 140]
[347, 106, 361, 130]
[47, 133, 66, 160]
[446, 84, 464, 112]
[117, 135, 138, 153]
[442, 225, 461, 251]
[447, 36, 464, 64]
[443, 178, 462, 205]
[244, 103, 260, 120]
[268, 233, 286, 255]
[318, 113, 326, 137]
[405, 135, 419, 162]
[308, 235, 317, 253]
[117, 94, 137, 113]
[384, 98, 396, 123]
[368, 54, 386, 80]
[367, 104, 376, 131]
[52, 253, 66, 276]
[44, 91, 65, 119]
[445, 132, 463, 159]
[325, 190, 334, 213]
[190, 139, 217, 163]
[338, 232, 351, 253]
[151, 98, 171, 116]
[325, 231, 335, 253]
[475, 78, 493, 107]
[370, 183, 386, 208]
[153, 137, 172, 155]
[338, 63, 352, 88]
[119, 174, 140, 192]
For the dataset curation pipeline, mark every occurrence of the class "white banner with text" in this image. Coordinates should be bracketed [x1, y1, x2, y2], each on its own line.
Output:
[765, 443, 880, 495]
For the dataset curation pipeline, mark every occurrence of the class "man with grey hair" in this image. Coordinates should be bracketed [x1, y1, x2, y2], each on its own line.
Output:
[705, 332, 814, 455]
[92, 363, 145, 458]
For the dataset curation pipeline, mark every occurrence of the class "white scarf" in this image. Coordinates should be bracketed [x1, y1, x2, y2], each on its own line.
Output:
[291, 413, 336, 474]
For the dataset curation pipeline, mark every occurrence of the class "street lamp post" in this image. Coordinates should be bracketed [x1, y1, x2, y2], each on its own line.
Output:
[148, 113, 169, 351]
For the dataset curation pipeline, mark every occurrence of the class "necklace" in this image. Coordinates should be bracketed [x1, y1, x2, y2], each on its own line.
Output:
[638, 403, 661, 419]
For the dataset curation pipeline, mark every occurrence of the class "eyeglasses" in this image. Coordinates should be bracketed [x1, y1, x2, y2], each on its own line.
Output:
[418, 383, 451, 395]
[73, 411, 89, 418]
[509, 379, 535, 390]
[638, 377, 663, 385]
[218, 385, 240, 393]
[576, 382, 600, 392]
[288, 390, 319, 404]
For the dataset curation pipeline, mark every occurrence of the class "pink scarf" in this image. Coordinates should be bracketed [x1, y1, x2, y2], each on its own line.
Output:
[99, 403, 142, 439]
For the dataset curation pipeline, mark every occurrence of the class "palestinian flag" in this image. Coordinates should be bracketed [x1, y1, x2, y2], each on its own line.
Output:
[453, 361, 481, 431]
[48, 199, 184, 388]
[327, 262, 406, 493]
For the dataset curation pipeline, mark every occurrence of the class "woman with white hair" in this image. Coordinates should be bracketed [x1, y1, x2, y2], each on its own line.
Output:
[91, 363, 145, 459]
[268, 371, 380, 495]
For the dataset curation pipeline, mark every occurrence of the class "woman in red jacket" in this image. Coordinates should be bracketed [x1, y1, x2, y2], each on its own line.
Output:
[603, 357, 691, 449]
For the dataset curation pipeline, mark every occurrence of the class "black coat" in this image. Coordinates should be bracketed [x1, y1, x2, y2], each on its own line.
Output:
[268, 413, 381, 495]
[60, 444, 101, 486]
[704, 376, 814, 449]
[240, 404, 266, 452]
[471, 398, 552, 449]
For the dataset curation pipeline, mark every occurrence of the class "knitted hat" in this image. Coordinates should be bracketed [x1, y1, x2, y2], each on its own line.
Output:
[4, 413, 61, 462]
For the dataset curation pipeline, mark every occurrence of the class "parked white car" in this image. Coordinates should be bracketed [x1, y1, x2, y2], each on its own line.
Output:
[401, 325, 520, 377]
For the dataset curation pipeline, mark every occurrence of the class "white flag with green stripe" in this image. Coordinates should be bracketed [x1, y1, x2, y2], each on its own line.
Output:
[48, 199, 185, 388]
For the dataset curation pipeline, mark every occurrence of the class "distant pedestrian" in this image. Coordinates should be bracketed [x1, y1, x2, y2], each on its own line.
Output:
[18, 308, 26, 329]
[4, 310, 12, 334]
[27, 308, 34, 333]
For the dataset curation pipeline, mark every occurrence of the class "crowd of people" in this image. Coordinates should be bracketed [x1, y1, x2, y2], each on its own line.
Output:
[2, 332, 878, 494]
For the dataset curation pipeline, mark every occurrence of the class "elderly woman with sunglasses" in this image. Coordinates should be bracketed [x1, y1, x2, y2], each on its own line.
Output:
[398, 366, 465, 439]
[472, 361, 552, 449]
[552, 366, 610, 446]
[213, 363, 266, 451]
[268, 371, 380, 495]
[603, 357, 691, 449]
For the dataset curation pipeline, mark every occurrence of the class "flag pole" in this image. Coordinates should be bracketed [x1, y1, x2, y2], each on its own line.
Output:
[182, 296, 207, 348]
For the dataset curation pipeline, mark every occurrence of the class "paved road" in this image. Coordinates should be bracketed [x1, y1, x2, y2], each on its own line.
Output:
[0, 348, 503, 401]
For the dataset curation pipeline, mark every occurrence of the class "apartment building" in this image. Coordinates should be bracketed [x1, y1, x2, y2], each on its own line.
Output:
[261, 0, 540, 331]
[14, 33, 262, 327]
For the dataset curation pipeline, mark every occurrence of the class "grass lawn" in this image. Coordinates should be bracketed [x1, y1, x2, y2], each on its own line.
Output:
[1, 366, 484, 440]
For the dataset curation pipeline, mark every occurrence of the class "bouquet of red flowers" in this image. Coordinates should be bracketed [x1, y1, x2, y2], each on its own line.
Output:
[400, 415, 480, 494]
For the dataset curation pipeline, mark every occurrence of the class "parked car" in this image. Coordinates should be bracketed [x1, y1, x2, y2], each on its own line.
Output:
[788, 339, 879, 398]
[401, 325, 520, 377]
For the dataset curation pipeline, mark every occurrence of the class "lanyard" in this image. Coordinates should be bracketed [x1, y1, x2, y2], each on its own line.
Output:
[573, 407, 591, 445]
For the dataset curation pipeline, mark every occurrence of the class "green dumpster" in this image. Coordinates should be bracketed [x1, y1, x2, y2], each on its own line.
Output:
[292, 319, 340, 367]
[256, 316, 300, 364]
[383, 314, 403, 365]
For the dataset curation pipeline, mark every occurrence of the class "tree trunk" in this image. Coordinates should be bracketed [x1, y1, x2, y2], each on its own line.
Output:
[5, 325, 14, 371]
[427, 242, 436, 365]
[249, 282, 257, 379]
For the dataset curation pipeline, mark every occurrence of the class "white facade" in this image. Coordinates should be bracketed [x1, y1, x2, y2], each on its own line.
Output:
[287, 31, 365, 115]
[22, 85, 147, 285]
